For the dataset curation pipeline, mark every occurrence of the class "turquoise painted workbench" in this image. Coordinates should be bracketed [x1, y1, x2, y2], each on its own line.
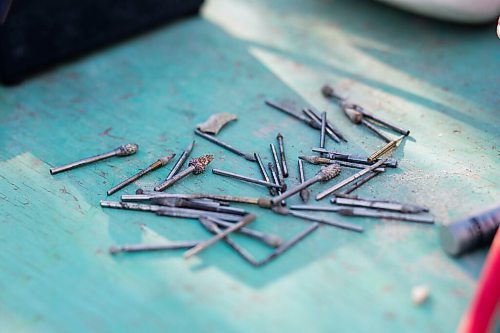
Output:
[1, 0, 498, 332]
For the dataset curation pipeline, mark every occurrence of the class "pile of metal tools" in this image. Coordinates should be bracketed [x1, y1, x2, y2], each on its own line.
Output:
[49, 85, 434, 266]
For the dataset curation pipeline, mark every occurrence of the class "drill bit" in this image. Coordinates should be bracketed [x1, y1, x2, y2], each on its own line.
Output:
[151, 197, 247, 215]
[200, 216, 283, 248]
[107, 154, 175, 195]
[302, 108, 341, 143]
[341, 171, 380, 195]
[199, 218, 259, 266]
[255, 153, 276, 196]
[316, 159, 387, 200]
[268, 162, 286, 206]
[50, 143, 139, 175]
[342, 105, 392, 143]
[121, 192, 273, 208]
[298, 159, 310, 203]
[257, 223, 319, 266]
[274, 206, 363, 232]
[331, 196, 429, 214]
[299, 156, 385, 172]
[277, 133, 289, 178]
[350, 104, 410, 136]
[154, 154, 213, 191]
[367, 135, 405, 162]
[212, 168, 283, 189]
[265, 100, 317, 127]
[194, 129, 256, 162]
[270, 143, 285, 186]
[312, 148, 398, 168]
[271, 164, 341, 205]
[321, 84, 348, 104]
[304, 108, 347, 142]
[109, 241, 201, 254]
[320, 111, 327, 149]
[184, 214, 256, 259]
[165, 140, 195, 180]
[100, 200, 161, 212]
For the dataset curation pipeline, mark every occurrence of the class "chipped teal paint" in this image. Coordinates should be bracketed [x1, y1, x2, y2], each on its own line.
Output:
[0, 0, 499, 332]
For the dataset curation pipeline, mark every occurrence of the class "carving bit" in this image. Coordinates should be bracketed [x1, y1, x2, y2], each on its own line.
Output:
[321, 84, 348, 104]
[367, 135, 405, 162]
[154, 154, 213, 191]
[109, 241, 201, 254]
[303, 108, 341, 143]
[343, 105, 392, 143]
[331, 197, 429, 214]
[341, 171, 380, 195]
[100, 200, 242, 221]
[298, 159, 310, 203]
[316, 159, 387, 200]
[349, 104, 410, 136]
[199, 218, 259, 266]
[305, 108, 347, 142]
[291, 205, 434, 224]
[257, 223, 319, 267]
[265, 100, 317, 127]
[299, 155, 385, 172]
[271, 164, 341, 205]
[277, 133, 289, 178]
[50, 143, 139, 175]
[268, 162, 286, 206]
[184, 214, 256, 259]
[274, 206, 363, 232]
[107, 154, 175, 195]
[194, 129, 256, 162]
[212, 168, 283, 189]
[165, 140, 195, 180]
[121, 192, 273, 208]
[320, 111, 327, 149]
[151, 197, 247, 215]
[312, 148, 398, 168]
[270, 143, 285, 186]
[200, 216, 283, 248]
[255, 153, 276, 196]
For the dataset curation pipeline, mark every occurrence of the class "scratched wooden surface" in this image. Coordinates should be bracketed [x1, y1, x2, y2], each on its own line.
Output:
[0, 0, 499, 332]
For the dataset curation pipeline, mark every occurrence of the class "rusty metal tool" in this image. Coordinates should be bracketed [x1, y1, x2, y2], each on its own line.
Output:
[212, 168, 283, 189]
[277, 133, 289, 178]
[154, 155, 213, 191]
[109, 241, 201, 254]
[165, 141, 195, 180]
[298, 159, 310, 203]
[194, 129, 256, 162]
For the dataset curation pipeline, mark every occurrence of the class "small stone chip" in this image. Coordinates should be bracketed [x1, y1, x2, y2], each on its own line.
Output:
[411, 285, 430, 305]
[197, 112, 237, 135]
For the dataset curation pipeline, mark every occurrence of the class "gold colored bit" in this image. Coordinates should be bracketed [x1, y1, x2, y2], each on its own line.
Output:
[367, 135, 405, 162]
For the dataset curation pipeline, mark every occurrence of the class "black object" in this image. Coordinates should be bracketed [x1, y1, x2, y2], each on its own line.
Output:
[440, 206, 500, 257]
[0, 0, 204, 83]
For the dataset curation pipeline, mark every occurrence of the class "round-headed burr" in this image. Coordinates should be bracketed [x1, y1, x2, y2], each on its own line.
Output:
[154, 154, 213, 192]
[189, 154, 214, 174]
[271, 163, 341, 205]
[115, 143, 139, 156]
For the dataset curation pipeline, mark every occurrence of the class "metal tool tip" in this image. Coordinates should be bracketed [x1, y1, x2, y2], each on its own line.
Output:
[342, 106, 363, 124]
[189, 155, 214, 174]
[244, 153, 257, 162]
[319, 164, 341, 181]
[135, 188, 144, 194]
[265, 235, 283, 248]
[277, 132, 283, 138]
[116, 143, 139, 156]
[321, 85, 335, 97]
[159, 154, 176, 166]
[109, 246, 121, 254]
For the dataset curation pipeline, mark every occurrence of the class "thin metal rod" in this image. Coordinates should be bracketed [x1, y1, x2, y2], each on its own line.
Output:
[356, 108, 410, 136]
[166, 141, 195, 180]
[265, 100, 313, 124]
[298, 159, 310, 203]
[271, 176, 320, 205]
[107, 154, 175, 195]
[212, 168, 282, 189]
[155, 165, 195, 191]
[194, 129, 256, 162]
[342, 171, 380, 195]
[255, 153, 276, 196]
[277, 133, 289, 178]
[368, 135, 405, 162]
[201, 216, 283, 248]
[320, 111, 327, 149]
[257, 223, 319, 266]
[156, 206, 243, 222]
[288, 209, 364, 233]
[184, 214, 256, 259]
[199, 218, 259, 266]
[302, 108, 340, 143]
[336, 207, 434, 224]
[361, 119, 392, 142]
[50, 143, 138, 175]
[316, 159, 387, 200]
[299, 155, 385, 172]
[312, 148, 398, 168]
[268, 162, 286, 206]
[270, 143, 285, 186]
[306, 108, 347, 142]
[331, 197, 429, 214]
[100, 200, 162, 212]
[153, 197, 247, 215]
[110, 241, 200, 254]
